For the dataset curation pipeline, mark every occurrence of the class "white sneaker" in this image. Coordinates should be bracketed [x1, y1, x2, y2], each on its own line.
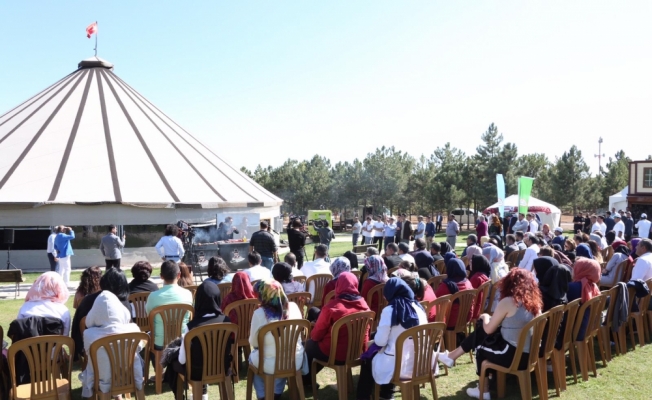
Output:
[466, 384, 491, 400]
[437, 350, 455, 368]
[202, 395, 208, 400]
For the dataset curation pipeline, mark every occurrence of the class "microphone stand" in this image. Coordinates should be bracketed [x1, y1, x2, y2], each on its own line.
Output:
[6, 244, 18, 270]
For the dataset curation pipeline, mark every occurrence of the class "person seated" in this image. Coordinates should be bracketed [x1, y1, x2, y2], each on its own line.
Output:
[361, 255, 389, 317]
[567, 258, 601, 341]
[272, 262, 304, 295]
[205, 256, 233, 284]
[81, 291, 144, 399]
[588, 240, 604, 264]
[632, 239, 652, 280]
[551, 227, 566, 248]
[145, 261, 194, 351]
[305, 272, 370, 381]
[539, 246, 554, 258]
[564, 240, 577, 261]
[248, 279, 305, 400]
[482, 245, 509, 283]
[397, 242, 415, 264]
[356, 278, 428, 400]
[245, 251, 272, 282]
[430, 242, 444, 262]
[72, 268, 131, 361]
[435, 259, 475, 330]
[177, 262, 195, 287]
[439, 241, 453, 255]
[401, 273, 437, 322]
[382, 243, 403, 269]
[128, 261, 159, 294]
[221, 271, 257, 324]
[342, 251, 360, 271]
[468, 255, 491, 320]
[533, 257, 570, 312]
[164, 281, 233, 400]
[18, 272, 70, 335]
[74, 266, 102, 309]
[302, 244, 332, 278]
[462, 234, 482, 257]
[413, 238, 437, 277]
[575, 243, 593, 261]
[517, 233, 540, 272]
[322, 257, 351, 299]
[284, 252, 304, 277]
[504, 234, 519, 257]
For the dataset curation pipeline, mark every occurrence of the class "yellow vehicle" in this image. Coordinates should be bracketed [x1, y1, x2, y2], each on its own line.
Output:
[307, 210, 333, 241]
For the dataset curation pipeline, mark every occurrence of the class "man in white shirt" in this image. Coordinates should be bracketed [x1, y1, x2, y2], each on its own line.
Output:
[383, 217, 397, 248]
[361, 216, 373, 245]
[512, 213, 529, 234]
[597, 215, 608, 236]
[47, 226, 61, 272]
[301, 244, 332, 301]
[590, 215, 601, 235]
[519, 233, 540, 272]
[351, 217, 362, 246]
[527, 213, 539, 233]
[155, 224, 185, 263]
[414, 216, 426, 240]
[244, 252, 272, 282]
[613, 214, 625, 239]
[372, 215, 386, 251]
[636, 213, 651, 239]
[397, 242, 416, 265]
[631, 239, 652, 281]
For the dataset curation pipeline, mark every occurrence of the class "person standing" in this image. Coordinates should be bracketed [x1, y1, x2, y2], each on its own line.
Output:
[249, 221, 278, 269]
[394, 215, 403, 244]
[414, 216, 426, 242]
[54, 226, 75, 286]
[155, 225, 185, 263]
[436, 213, 443, 233]
[287, 219, 308, 269]
[383, 216, 397, 247]
[613, 214, 626, 240]
[361, 216, 373, 245]
[425, 216, 436, 248]
[476, 216, 488, 238]
[527, 213, 539, 233]
[351, 217, 362, 246]
[372, 215, 385, 251]
[316, 221, 336, 253]
[47, 226, 61, 272]
[636, 213, 651, 239]
[445, 214, 460, 251]
[623, 211, 635, 242]
[512, 213, 528, 233]
[100, 224, 126, 270]
[596, 215, 607, 236]
[604, 211, 615, 233]
[518, 233, 540, 272]
[400, 213, 413, 244]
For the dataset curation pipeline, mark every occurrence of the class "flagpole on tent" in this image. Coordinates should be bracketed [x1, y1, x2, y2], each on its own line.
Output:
[94, 21, 98, 56]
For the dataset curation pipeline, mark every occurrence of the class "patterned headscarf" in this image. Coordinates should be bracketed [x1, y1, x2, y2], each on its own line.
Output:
[25, 272, 69, 304]
[329, 257, 351, 279]
[254, 278, 289, 321]
[364, 255, 389, 283]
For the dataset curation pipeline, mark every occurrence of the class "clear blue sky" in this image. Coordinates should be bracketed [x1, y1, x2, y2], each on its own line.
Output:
[1, 1, 650, 174]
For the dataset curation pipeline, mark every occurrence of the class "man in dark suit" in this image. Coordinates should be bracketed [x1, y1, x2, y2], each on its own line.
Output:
[400, 213, 413, 244]
[435, 213, 443, 233]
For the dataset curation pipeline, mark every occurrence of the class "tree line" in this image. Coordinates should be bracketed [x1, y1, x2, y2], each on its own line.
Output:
[241, 123, 633, 217]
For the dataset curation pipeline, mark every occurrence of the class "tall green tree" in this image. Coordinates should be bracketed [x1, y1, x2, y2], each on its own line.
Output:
[473, 124, 518, 210]
[550, 145, 591, 213]
[431, 143, 467, 214]
[602, 150, 630, 199]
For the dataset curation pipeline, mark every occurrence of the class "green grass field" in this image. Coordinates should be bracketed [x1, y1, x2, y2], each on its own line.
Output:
[3, 231, 651, 399]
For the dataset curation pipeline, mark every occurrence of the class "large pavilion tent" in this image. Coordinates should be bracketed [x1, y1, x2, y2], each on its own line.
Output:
[483, 195, 562, 229]
[609, 186, 628, 213]
[0, 57, 282, 226]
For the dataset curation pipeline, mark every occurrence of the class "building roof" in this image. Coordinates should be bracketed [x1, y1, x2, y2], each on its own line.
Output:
[0, 56, 281, 208]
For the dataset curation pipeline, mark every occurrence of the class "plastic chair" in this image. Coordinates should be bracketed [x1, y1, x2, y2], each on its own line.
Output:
[468, 281, 491, 331]
[217, 283, 232, 304]
[366, 283, 388, 331]
[305, 274, 333, 308]
[175, 323, 237, 400]
[245, 319, 311, 400]
[599, 286, 621, 361]
[79, 316, 88, 371]
[599, 260, 629, 290]
[322, 291, 334, 307]
[0, 326, 7, 399]
[444, 289, 478, 353]
[551, 299, 580, 391]
[287, 292, 313, 319]
[484, 284, 498, 315]
[435, 260, 446, 275]
[479, 313, 549, 400]
[387, 267, 399, 276]
[537, 305, 565, 400]
[293, 276, 307, 287]
[185, 285, 198, 300]
[430, 296, 451, 324]
[572, 295, 607, 382]
[7, 335, 74, 400]
[146, 304, 194, 394]
[602, 246, 614, 263]
[349, 270, 361, 281]
[505, 251, 519, 269]
[311, 311, 375, 400]
[420, 300, 433, 317]
[128, 292, 151, 332]
[223, 298, 261, 382]
[461, 256, 469, 267]
[89, 332, 149, 400]
[628, 281, 652, 348]
[427, 275, 446, 292]
[373, 322, 446, 400]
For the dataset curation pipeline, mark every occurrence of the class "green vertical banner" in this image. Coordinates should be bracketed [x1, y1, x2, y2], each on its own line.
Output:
[518, 176, 535, 215]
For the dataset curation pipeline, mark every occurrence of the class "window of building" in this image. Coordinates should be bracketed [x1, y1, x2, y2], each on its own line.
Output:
[645, 168, 652, 188]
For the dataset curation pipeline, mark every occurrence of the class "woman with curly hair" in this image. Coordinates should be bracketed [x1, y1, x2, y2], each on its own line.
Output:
[73, 266, 102, 309]
[437, 268, 542, 399]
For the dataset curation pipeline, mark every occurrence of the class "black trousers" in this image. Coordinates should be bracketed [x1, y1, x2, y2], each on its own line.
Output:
[373, 236, 384, 251]
[105, 258, 121, 270]
[460, 321, 527, 375]
[436, 222, 442, 232]
[293, 249, 306, 269]
[304, 339, 344, 378]
[357, 357, 394, 399]
[47, 253, 58, 272]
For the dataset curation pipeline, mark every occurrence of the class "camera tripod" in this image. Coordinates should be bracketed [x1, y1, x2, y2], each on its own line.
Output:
[6, 244, 18, 270]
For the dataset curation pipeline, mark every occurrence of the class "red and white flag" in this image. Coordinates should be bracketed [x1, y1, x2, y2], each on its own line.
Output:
[86, 22, 98, 39]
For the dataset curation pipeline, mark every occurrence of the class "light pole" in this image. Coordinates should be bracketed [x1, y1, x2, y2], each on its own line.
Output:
[595, 137, 605, 174]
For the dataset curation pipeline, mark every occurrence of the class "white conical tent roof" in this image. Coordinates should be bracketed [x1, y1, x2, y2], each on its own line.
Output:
[0, 57, 281, 208]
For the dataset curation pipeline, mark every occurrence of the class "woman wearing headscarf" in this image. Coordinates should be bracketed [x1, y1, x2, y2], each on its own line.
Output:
[443, 251, 457, 265]
[81, 291, 143, 398]
[272, 262, 304, 295]
[440, 241, 453, 255]
[600, 241, 632, 287]
[488, 215, 502, 236]
[356, 278, 428, 400]
[533, 257, 571, 312]
[469, 255, 491, 321]
[482, 245, 509, 283]
[248, 279, 304, 400]
[74, 266, 102, 309]
[630, 238, 642, 260]
[164, 281, 233, 399]
[465, 245, 483, 258]
[361, 255, 389, 317]
[401, 273, 437, 322]
[305, 272, 370, 380]
[435, 259, 475, 329]
[322, 257, 351, 299]
[490, 234, 504, 250]
[221, 271, 256, 325]
[568, 258, 601, 341]
[575, 243, 594, 260]
[18, 272, 70, 335]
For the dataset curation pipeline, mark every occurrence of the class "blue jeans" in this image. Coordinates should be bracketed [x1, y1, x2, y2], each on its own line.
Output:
[352, 233, 360, 246]
[252, 374, 286, 398]
[47, 253, 59, 272]
[261, 256, 274, 270]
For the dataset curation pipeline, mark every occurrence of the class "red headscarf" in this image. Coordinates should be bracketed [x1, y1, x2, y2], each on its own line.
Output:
[221, 271, 256, 324]
[573, 258, 601, 303]
[335, 272, 362, 299]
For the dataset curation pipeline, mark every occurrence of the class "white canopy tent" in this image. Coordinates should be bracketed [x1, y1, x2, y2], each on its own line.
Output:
[609, 186, 628, 213]
[484, 195, 562, 229]
[0, 57, 282, 226]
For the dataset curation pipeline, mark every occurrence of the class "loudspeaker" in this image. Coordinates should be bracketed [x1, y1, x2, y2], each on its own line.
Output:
[3, 229, 14, 244]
